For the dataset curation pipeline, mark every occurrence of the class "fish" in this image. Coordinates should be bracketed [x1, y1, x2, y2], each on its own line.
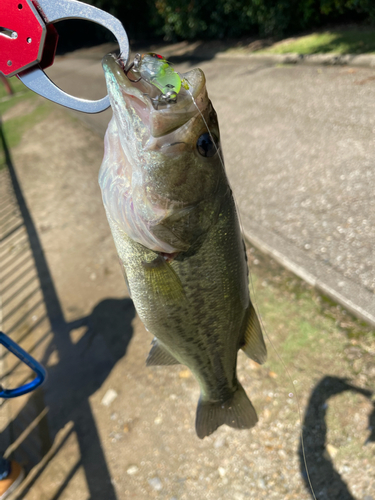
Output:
[98, 53, 267, 439]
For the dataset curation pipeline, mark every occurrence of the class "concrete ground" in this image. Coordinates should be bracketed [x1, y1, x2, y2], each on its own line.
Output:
[0, 43, 374, 500]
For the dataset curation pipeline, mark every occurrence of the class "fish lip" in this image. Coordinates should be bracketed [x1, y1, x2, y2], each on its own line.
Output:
[102, 53, 154, 112]
[102, 53, 205, 121]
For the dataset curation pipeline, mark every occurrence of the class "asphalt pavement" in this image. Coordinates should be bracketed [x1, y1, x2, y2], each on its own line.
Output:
[46, 43, 375, 325]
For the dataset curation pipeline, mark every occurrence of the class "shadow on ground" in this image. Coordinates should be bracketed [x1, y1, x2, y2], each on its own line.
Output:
[2, 113, 374, 499]
[132, 39, 231, 65]
[299, 376, 374, 500]
[295, 31, 375, 55]
[0, 120, 135, 499]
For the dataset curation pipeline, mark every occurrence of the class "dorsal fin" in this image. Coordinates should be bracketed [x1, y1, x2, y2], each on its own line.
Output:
[241, 303, 267, 364]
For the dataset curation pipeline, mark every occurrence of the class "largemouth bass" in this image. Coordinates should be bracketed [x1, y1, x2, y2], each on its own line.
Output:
[99, 53, 267, 439]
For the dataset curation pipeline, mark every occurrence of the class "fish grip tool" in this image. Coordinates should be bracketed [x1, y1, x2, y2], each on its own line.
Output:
[0, 332, 47, 398]
[0, 0, 129, 113]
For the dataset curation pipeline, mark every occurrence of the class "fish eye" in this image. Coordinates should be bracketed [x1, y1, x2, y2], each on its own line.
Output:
[196, 132, 219, 158]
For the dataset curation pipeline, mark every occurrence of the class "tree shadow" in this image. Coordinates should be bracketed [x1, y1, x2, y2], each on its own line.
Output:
[299, 375, 374, 500]
[295, 30, 375, 55]
[0, 119, 135, 499]
[128, 38, 250, 66]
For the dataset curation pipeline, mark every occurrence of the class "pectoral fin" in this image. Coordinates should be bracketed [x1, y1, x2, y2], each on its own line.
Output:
[142, 254, 185, 304]
[146, 338, 180, 366]
[241, 303, 267, 364]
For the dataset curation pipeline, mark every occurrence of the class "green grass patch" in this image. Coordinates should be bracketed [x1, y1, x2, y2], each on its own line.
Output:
[257, 29, 375, 55]
[0, 89, 36, 117]
[0, 80, 52, 170]
[2, 102, 51, 150]
[251, 276, 335, 370]
[0, 76, 25, 99]
[246, 244, 375, 382]
[0, 77, 36, 116]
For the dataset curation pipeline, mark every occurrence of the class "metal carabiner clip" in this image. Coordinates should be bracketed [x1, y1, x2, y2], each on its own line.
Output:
[0, 0, 129, 113]
[0, 332, 47, 398]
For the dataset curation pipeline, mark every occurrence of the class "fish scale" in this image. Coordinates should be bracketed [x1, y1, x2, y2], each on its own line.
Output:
[99, 53, 267, 438]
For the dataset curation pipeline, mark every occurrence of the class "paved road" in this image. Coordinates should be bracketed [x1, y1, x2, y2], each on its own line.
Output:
[46, 44, 375, 325]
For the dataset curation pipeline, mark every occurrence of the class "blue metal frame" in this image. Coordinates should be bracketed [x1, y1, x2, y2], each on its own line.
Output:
[0, 332, 47, 398]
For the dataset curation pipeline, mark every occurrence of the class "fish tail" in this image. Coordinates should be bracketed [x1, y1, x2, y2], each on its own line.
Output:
[195, 383, 258, 439]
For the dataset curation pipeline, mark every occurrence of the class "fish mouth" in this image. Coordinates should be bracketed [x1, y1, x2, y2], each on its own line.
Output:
[102, 53, 207, 139]
[99, 54, 221, 254]
[103, 54, 154, 125]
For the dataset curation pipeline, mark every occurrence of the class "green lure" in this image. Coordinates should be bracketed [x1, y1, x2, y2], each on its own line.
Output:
[132, 52, 189, 102]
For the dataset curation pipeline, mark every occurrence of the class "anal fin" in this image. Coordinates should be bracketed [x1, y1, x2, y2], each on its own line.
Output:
[146, 338, 180, 366]
[241, 302, 267, 364]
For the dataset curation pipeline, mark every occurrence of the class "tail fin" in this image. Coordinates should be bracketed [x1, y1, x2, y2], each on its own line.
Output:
[195, 383, 258, 439]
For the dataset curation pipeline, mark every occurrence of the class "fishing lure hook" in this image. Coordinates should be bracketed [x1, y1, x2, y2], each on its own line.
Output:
[124, 53, 190, 106]
[124, 61, 142, 83]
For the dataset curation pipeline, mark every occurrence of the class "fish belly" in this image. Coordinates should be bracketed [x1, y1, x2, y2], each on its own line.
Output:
[107, 192, 246, 384]
[105, 193, 258, 438]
